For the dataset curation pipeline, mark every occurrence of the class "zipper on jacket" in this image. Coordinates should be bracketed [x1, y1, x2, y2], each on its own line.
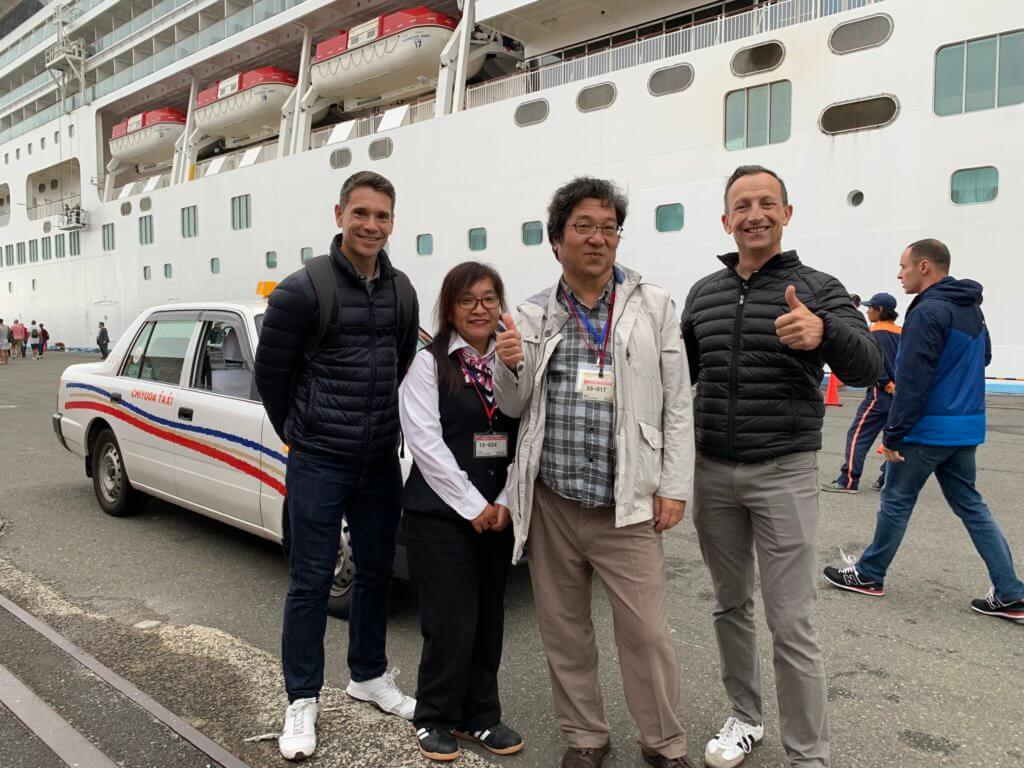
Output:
[727, 278, 751, 459]
[363, 289, 379, 455]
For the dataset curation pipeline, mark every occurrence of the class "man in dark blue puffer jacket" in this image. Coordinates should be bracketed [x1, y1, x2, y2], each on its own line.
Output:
[824, 238, 1024, 625]
[255, 171, 420, 761]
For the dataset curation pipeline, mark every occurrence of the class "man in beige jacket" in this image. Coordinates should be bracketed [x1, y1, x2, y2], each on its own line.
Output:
[494, 177, 695, 768]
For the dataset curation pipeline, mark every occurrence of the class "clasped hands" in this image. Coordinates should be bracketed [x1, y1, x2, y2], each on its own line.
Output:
[472, 503, 511, 533]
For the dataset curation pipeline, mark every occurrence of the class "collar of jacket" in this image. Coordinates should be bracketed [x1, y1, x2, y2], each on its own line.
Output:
[542, 263, 635, 326]
[870, 321, 902, 334]
[717, 249, 801, 273]
[329, 232, 394, 285]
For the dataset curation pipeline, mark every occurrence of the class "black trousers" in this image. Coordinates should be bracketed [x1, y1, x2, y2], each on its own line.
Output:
[405, 510, 513, 731]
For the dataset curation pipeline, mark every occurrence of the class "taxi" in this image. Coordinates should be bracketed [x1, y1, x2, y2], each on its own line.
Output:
[52, 293, 413, 619]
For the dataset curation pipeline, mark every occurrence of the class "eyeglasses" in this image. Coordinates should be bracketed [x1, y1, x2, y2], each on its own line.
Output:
[571, 222, 623, 239]
[456, 295, 501, 311]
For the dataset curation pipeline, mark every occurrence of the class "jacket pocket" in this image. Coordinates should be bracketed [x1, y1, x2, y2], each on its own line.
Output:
[634, 421, 664, 497]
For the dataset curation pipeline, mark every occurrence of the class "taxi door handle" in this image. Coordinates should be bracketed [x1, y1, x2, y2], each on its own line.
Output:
[178, 407, 194, 422]
[109, 392, 122, 404]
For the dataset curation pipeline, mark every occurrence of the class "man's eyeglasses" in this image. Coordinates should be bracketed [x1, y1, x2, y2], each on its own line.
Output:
[572, 222, 623, 239]
[456, 295, 501, 311]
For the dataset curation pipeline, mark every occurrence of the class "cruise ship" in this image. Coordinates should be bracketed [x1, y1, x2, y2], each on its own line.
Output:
[0, 0, 1021, 377]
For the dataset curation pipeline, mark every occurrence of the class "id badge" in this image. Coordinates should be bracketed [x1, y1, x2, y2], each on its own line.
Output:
[577, 366, 614, 403]
[474, 432, 509, 458]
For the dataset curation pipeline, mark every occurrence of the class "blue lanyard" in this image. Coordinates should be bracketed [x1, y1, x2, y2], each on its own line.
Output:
[563, 287, 615, 347]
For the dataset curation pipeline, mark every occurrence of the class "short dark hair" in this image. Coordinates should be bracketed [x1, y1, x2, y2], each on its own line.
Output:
[547, 177, 628, 250]
[878, 307, 899, 322]
[850, 293, 861, 307]
[339, 171, 396, 211]
[724, 165, 789, 210]
[907, 238, 951, 273]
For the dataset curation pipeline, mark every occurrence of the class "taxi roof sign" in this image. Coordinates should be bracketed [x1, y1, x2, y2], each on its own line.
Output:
[256, 281, 277, 299]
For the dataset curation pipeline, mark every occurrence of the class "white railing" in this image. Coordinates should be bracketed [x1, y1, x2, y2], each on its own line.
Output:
[466, 0, 884, 109]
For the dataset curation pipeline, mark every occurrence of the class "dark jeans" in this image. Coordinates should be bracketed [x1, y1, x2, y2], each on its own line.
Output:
[282, 448, 403, 701]
[857, 443, 1024, 603]
[405, 511, 513, 731]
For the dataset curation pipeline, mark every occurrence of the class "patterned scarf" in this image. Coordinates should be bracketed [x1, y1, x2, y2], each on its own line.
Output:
[457, 346, 495, 405]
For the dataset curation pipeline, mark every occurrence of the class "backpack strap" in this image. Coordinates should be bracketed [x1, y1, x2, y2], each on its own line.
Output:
[392, 269, 415, 336]
[305, 253, 339, 360]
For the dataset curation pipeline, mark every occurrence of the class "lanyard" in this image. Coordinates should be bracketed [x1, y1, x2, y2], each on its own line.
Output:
[562, 285, 616, 376]
[460, 360, 497, 428]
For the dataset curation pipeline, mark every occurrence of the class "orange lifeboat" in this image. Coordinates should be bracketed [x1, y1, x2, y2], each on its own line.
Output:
[109, 108, 187, 167]
[194, 67, 297, 147]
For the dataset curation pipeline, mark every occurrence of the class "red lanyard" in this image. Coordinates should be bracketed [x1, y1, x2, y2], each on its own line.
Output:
[460, 360, 497, 428]
[563, 286, 616, 376]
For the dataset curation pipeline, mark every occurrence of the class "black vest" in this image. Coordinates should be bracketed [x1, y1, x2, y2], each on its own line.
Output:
[403, 352, 520, 517]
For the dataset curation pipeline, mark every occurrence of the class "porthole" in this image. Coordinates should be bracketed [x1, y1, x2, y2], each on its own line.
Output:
[31, 279, 36, 291]
[42, 221, 51, 233]
[368, 138, 393, 160]
[655, 204, 685, 232]
[416, 234, 433, 256]
[847, 190, 865, 207]
[514, 99, 549, 127]
[829, 14, 893, 55]
[468, 227, 487, 252]
[210, 257, 221, 274]
[140, 196, 152, 212]
[951, 166, 998, 205]
[330, 148, 352, 169]
[820, 95, 899, 134]
[577, 83, 616, 113]
[648, 64, 694, 97]
[143, 266, 152, 280]
[300, 247, 313, 264]
[266, 250, 278, 269]
[49, 179, 58, 190]
[521, 221, 544, 246]
[38, 183, 45, 193]
[163, 263, 172, 278]
[120, 201, 132, 215]
[731, 41, 785, 77]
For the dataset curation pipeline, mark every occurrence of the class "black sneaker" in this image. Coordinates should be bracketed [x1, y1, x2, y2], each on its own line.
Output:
[823, 555, 884, 596]
[455, 722, 524, 755]
[970, 588, 1024, 624]
[821, 480, 858, 494]
[416, 727, 460, 762]
[869, 478, 884, 491]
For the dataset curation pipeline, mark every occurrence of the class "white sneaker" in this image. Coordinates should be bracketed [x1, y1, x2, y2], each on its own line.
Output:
[705, 716, 764, 768]
[279, 697, 318, 761]
[345, 667, 416, 720]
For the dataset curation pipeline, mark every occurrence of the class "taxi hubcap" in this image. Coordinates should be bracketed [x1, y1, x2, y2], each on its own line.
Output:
[99, 445, 122, 503]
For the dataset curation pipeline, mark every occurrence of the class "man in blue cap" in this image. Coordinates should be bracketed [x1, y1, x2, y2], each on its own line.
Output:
[822, 291, 901, 493]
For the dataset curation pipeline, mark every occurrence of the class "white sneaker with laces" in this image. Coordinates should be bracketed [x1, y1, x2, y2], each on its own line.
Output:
[279, 697, 318, 761]
[704, 716, 764, 768]
[345, 667, 416, 720]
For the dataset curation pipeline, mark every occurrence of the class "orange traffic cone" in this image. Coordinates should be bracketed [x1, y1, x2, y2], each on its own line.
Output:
[824, 373, 842, 406]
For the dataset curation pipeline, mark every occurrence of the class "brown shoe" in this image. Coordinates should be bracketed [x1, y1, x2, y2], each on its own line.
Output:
[639, 745, 696, 768]
[561, 743, 611, 768]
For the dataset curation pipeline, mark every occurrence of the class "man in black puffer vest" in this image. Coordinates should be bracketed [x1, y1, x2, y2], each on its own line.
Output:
[682, 166, 880, 768]
[255, 171, 420, 761]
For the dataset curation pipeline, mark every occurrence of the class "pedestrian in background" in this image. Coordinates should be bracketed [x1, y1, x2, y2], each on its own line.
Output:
[850, 293, 861, 309]
[11, 319, 25, 360]
[0, 319, 10, 365]
[96, 322, 110, 359]
[822, 292, 901, 494]
[38, 324, 49, 358]
[28, 321, 40, 360]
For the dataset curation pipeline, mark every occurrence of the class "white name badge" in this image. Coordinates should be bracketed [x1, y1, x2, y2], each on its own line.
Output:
[577, 366, 615, 403]
[474, 432, 509, 458]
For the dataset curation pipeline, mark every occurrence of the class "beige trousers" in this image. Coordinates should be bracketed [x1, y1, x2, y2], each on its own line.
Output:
[528, 481, 687, 758]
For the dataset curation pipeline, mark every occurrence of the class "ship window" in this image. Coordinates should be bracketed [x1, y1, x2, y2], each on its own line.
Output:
[41, 237, 51, 260]
[7, 282, 11, 293]
[31, 279, 36, 291]
[951, 166, 998, 205]
[577, 83, 616, 113]
[655, 204, 685, 233]
[4, 245, 11, 266]
[38, 183, 45, 194]
[725, 80, 792, 150]
[3, 153, 6, 164]
[830, 14, 893, 55]
[231, 194, 251, 230]
[265, 250, 277, 269]
[139, 215, 154, 246]
[368, 138, 393, 160]
[731, 41, 785, 77]
[27, 143, 31, 155]
[40, 137, 45, 150]
[935, 31, 1024, 116]
[54, 131, 59, 143]
[330, 148, 351, 169]
[300, 247, 313, 264]
[50, 179, 58, 190]
[68, 125, 74, 138]
[15, 149, 19, 159]
[416, 234, 433, 256]
[210, 257, 221, 274]
[69, 230, 80, 256]
[848, 190, 865, 207]
[120, 202, 132, 216]
[181, 205, 198, 238]
[16, 242, 25, 264]
[468, 227, 487, 252]
[28, 240, 38, 262]
[143, 266, 152, 280]
[102, 223, 115, 251]
[163, 263, 173, 278]
[514, 99, 549, 127]
[522, 221, 544, 246]
[140, 197, 152, 212]
[648, 64, 694, 97]
[820, 95, 899, 134]
[43, 221, 51, 233]
[54, 234, 65, 259]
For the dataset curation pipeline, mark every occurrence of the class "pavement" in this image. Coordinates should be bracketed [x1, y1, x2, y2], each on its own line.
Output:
[0, 353, 1022, 768]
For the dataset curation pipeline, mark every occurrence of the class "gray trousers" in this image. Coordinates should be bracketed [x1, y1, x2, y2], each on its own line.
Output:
[692, 451, 829, 768]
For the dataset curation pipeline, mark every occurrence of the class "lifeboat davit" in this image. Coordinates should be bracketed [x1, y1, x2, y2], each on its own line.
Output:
[194, 67, 296, 147]
[109, 109, 186, 167]
[311, 6, 479, 112]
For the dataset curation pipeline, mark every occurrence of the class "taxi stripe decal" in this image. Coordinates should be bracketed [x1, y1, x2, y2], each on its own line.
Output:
[66, 383, 287, 465]
[65, 400, 287, 496]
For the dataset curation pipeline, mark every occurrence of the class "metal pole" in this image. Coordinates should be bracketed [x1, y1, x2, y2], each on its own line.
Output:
[451, 0, 475, 113]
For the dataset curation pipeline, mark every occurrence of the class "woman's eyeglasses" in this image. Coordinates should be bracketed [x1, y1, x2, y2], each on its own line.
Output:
[456, 295, 501, 311]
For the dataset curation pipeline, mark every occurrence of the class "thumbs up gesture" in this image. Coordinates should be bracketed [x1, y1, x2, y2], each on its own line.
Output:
[496, 312, 524, 368]
[775, 285, 824, 350]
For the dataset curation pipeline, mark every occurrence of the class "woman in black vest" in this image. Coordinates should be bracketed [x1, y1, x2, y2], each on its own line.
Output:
[399, 262, 522, 762]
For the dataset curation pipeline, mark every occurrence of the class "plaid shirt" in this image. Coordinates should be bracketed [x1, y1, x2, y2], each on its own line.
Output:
[539, 276, 617, 508]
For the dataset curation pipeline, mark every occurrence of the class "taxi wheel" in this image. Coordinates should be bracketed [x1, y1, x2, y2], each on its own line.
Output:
[327, 518, 355, 620]
[91, 429, 142, 517]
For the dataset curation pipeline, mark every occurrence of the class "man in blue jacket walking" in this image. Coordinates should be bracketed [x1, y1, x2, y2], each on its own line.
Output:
[823, 239, 1024, 623]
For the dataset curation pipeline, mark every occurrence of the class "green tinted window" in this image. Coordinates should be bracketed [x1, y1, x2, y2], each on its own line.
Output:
[965, 36, 998, 112]
[746, 84, 770, 148]
[934, 43, 965, 115]
[769, 80, 792, 143]
[951, 166, 998, 205]
[210, 257, 221, 274]
[724, 90, 746, 150]
[521, 221, 544, 246]
[468, 228, 487, 252]
[655, 204, 685, 233]
[998, 30, 1024, 107]
[725, 81, 790, 150]
[265, 251, 277, 269]
[417, 234, 433, 256]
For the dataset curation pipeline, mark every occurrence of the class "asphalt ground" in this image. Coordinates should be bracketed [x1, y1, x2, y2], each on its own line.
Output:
[0, 353, 1022, 768]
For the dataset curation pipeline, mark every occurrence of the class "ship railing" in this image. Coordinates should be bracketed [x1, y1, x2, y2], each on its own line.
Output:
[310, 100, 436, 150]
[193, 141, 277, 179]
[465, 0, 884, 110]
[27, 195, 81, 221]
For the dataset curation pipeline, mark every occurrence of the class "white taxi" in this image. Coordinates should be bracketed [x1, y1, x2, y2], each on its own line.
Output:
[52, 298, 412, 618]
